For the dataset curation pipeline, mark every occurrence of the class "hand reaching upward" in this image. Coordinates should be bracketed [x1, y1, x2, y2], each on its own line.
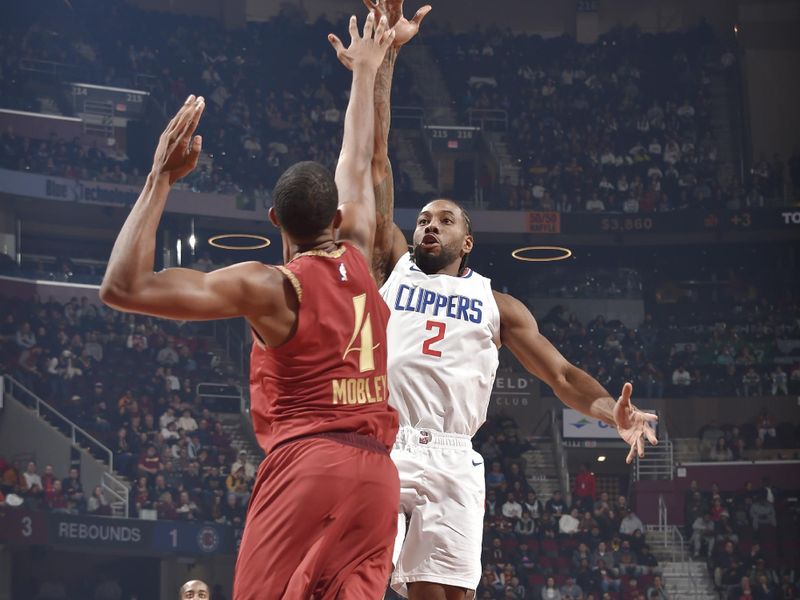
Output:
[151, 94, 205, 184]
[613, 382, 659, 464]
[328, 12, 396, 73]
[363, 0, 432, 47]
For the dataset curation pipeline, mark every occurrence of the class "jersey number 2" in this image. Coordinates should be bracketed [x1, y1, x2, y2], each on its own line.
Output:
[343, 294, 377, 372]
[422, 320, 446, 357]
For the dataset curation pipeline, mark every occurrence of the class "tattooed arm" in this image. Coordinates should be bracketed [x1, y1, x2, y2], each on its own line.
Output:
[334, 0, 431, 285]
[371, 45, 400, 286]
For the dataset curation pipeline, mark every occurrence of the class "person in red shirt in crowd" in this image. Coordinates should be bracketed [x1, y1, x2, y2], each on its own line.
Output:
[46, 479, 69, 512]
[99, 13, 399, 599]
[137, 445, 162, 482]
[574, 462, 597, 512]
[40, 464, 57, 496]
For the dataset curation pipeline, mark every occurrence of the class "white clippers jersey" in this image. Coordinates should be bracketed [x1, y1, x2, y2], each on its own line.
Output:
[380, 253, 500, 437]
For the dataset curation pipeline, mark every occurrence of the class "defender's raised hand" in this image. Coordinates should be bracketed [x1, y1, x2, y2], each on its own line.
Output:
[152, 94, 205, 185]
[364, 0, 431, 47]
[613, 382, 659, 464]
[328, 12, 396, 73]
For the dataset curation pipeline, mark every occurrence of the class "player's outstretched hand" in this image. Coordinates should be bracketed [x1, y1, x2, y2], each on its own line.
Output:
[363, 0, 431, 48]
[613, 382, 659, 464]
[152, 94, 204, 185]
[328, 13, 395, 73]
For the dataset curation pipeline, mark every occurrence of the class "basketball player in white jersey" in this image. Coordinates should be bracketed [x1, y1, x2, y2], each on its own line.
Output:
[332, 2, 658, 598]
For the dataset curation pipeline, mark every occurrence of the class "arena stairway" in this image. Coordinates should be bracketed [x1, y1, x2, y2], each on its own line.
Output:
[646, 524, 717, 599]
[393, 129, 438, 196]
[521, 438, 562, 499]
[401, 44, 459, 126]
[1, 376, 130, 517]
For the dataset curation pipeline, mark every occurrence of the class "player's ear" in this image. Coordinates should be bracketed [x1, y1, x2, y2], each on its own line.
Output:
[462, 234, 474, 254]
[332, 208, 343, 230]
[268, 207, 280, 228]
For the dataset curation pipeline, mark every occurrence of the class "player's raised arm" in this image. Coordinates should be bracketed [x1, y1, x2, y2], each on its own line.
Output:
[329, 13, 395, 262]
[333, 0, 431, 285]
[100, 96, 284, 321]
[494, 291, 659, 464]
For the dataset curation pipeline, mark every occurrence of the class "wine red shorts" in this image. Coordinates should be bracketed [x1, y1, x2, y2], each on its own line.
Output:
[233, 433, 399, 600]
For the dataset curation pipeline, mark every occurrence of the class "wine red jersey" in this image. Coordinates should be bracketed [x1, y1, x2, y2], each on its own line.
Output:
[249, 242, 398, 454]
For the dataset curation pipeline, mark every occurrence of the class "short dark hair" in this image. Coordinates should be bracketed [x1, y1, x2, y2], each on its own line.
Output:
[273, 161, 338, 239]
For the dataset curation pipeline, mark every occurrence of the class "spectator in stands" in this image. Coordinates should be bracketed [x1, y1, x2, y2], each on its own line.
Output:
[45, 478, 69, 513]
[547, 490, 567, 517]
[487, 461, 507, 490]
[502, 492, 523, 519]
[710, 437, 734, 461]
[714, 540, 742, 588]
[574, 463, 597, 512]
[225, 465, 250, 504]
[560, 507, 581, 536]
[157, 338, 180, 366]
[756, 409, 777, 443]
[619, 508, 645, 537]
[560, 575, 583, 600]
[156, 491, 177, 520]
[524, 490, 544, 521]
[86, 485, 109, 515]
[749, 492, 776, 531]
[230, 450, 256, 482]
[40, 465, 56, 496]
[61, 467, 84, 510]
[671, 366, 692, 396]
[691, 513, 716, 558]
[21, 461, 43, 503]
[176, 490, 200, 521]
[742, 368, 762, 397]
[592, 541, 615, 568]
[597, 559, 621, 593]
[220, 492, 245, 527]
[138, 445, 162, 482]
[541, 576, 562, 600]
[15, 322, 36, 348]
[752, 573, 777, 599]
[646, 575, 669, 599]
[769, 366, 788, 396]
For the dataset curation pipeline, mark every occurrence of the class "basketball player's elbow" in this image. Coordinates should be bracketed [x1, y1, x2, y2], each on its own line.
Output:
[548, 363, 576, 396]
[99, 275, 149, 311]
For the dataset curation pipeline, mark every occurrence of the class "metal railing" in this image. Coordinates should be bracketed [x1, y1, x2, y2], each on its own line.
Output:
[392, 105, 425, 129]
[211, 318, 247, 376]
[467, 108, 508, 131]
[653, 495, 698, 596]
[634, 439, 674, 480]
[5, 375, 115, 471]
[102, 471, 129, 518]
[3, 375, 130, 517]
[550, 409, 571, 506]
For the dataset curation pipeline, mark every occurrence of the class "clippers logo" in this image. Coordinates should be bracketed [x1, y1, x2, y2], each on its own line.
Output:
[197, 526, 220, 553]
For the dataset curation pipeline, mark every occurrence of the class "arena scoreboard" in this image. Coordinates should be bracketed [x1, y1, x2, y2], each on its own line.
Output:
[425, 125, 480, 151]
[67, 82, 149, 117]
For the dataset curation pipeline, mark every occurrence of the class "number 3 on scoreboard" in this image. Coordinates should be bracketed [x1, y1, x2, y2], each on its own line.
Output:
[422, 320, 446, 357]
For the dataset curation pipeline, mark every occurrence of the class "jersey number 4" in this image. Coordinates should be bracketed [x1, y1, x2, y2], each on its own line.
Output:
[422, 320, 446, 357]
[343, 294, 377, 372]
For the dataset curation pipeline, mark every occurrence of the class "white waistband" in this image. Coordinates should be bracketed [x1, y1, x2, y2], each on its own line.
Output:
[394, 426, 473, 449]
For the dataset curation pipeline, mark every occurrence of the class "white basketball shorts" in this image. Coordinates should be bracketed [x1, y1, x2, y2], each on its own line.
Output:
[390, 426, 486, 597]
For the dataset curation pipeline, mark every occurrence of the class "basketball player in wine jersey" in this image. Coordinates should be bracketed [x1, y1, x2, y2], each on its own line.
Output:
[102, 14, 400, 599]
[334, 2, 659, 598]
